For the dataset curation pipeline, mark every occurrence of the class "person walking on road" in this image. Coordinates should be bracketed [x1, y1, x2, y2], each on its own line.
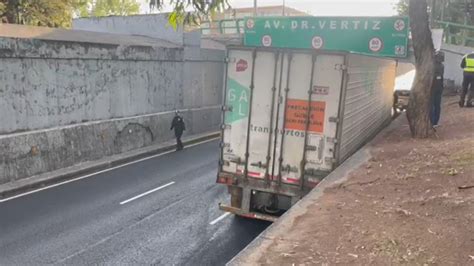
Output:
[170, 110, 186, 151]
[460, 52, 474, 107]
[431, 52, 444, 127]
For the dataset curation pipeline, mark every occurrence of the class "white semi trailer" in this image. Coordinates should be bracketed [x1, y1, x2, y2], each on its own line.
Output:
[216, 16, 407, 221]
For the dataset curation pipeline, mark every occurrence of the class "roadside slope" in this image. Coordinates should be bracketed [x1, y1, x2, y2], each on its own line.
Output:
[230, 96, 474, 265]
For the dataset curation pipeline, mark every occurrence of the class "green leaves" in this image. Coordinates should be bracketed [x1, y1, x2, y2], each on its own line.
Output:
[0, 0, 80, 27]
[0, 2, 5, 14]
[394, 0, 409, 16]
[0, 0, 230, 29]
[150, 0, 230, 26]
[80, 0, 140, 17]
[0, 0, 140, 28]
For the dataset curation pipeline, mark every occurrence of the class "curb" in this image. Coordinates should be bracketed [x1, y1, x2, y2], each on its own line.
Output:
[0, 132, 220, 200]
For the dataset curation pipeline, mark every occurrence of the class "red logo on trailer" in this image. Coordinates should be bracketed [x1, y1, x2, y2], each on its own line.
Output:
[236, 59, 248, 72]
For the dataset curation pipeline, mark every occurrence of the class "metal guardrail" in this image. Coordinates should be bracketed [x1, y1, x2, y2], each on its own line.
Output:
[201, 19, 245, 35]
[436, 20, 474, 47]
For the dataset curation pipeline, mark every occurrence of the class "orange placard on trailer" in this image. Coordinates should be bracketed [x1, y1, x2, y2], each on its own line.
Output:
[285, 99, 326, 133]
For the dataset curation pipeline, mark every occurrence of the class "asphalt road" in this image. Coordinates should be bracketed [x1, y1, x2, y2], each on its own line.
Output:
[0, 139, 270, 265]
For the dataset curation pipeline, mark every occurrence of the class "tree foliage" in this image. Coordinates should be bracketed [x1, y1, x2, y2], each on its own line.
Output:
[0, 0, 85, 27]
[149, 0, 230, 28]
[0, 0, 140, 28]
[0, 0, 230, 28]
[79, 0, 140, 18]
[396, 0, 473, 23]
[395, 0, 409, 16]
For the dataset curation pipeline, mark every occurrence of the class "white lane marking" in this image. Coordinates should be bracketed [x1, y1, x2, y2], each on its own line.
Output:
[0, 137, 219, 203]
[209, 212, 231, 225]
[119, 181, 175, 205]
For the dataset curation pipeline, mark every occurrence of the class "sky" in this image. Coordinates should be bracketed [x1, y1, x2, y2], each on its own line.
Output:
[138, 0, 400, 17]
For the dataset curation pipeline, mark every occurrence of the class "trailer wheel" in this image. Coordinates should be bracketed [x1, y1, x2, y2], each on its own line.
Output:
[263, 206, 280, 214]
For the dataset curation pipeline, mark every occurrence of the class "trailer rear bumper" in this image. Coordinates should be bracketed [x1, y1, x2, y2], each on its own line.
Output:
[219, 203, 279, 222]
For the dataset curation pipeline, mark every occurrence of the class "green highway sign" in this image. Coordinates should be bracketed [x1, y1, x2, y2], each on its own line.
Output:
[244, 16, 409, 58]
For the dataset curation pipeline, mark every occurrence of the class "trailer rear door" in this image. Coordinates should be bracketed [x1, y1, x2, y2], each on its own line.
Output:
[222, 49, 345, 188]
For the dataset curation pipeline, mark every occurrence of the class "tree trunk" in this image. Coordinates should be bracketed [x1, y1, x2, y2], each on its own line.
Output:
[407, 0, 435, 138]
[5, 0, 20, 24]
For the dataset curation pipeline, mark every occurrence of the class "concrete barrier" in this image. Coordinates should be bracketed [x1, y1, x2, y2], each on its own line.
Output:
[0, 25, 224, 185]
[0, 107, 220, 185]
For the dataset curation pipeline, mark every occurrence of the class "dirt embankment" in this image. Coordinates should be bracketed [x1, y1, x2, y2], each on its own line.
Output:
[256, 97, 474, 265]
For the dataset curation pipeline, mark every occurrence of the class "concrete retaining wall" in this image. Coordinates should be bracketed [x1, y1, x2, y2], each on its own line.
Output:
[0, 38, 183, 134]
[73, 14, 185, 45]
[0, 107, 220, 185]
[0, 35, 224, 185]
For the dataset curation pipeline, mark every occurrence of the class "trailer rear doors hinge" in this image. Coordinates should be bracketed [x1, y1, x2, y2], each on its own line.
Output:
[220, 124, 231, 130]
[219, 142, 230, 148]
[282, 165, 299, 173]
[304, 168, 330, 177]
[305, 145, 318, 151]
[329, 117, 339, 123]
[229, 157, 246, 165]
[250, 161, 267, 168]
[326, 137, 338, 144]
[325, 157, 337, 164]
[219, 160, 230, 166]
[222, 105, 233, 112]
[335, 64, 347, 71]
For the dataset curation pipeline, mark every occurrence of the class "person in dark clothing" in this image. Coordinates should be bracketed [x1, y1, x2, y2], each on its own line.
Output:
[170, 111, 185, 151]
[460, 52, 474, 107]
[431, 52, 444, 127]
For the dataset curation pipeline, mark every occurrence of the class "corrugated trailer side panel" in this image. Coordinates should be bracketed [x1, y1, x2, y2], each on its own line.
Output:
[337, 54, 396, 163]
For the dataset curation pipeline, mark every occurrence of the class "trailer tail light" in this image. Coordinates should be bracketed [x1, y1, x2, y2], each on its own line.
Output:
[240, 213, 257, 219]
[307, 177, 322, 188]
[217, 176, 227, 184]
[307, 180, 320, 188]
[217, 174, 234, 185]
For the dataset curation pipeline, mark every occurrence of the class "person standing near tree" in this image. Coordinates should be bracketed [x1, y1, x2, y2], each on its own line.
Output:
[460, 52, 474, 107]
[170, 110, 186, 151]
[431, 51, 444, 127]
